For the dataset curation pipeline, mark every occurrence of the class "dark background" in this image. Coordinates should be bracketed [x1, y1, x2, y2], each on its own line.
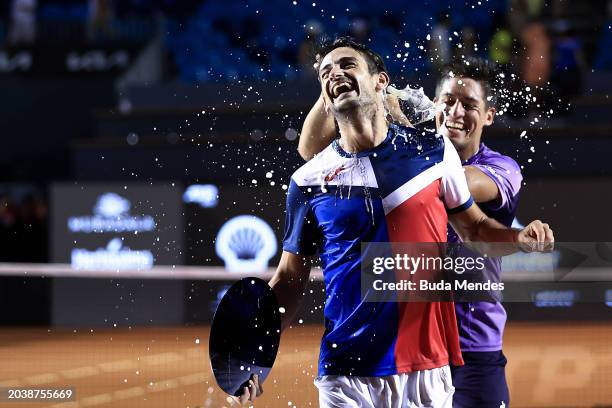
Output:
[0, 0, 611, 326]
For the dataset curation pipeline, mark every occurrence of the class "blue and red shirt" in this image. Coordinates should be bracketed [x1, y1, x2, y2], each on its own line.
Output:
[283, 124, 473, 376]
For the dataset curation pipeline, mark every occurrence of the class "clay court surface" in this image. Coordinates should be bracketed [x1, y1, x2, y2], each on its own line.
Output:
[0, 323, 611, 408]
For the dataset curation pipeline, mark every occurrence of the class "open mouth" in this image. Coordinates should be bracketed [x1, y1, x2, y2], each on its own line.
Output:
[329, 80, 357, 101]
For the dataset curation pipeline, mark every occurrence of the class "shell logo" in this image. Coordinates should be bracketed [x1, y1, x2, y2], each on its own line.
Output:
[215, 215, 277, 273]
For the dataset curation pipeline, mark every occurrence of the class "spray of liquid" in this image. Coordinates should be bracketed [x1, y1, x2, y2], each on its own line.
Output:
[386, 85, 445, 126]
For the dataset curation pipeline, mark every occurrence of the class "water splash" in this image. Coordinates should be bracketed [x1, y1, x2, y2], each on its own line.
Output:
[387, 85, 445, 125]
[390, 123, 410, 150]
[355, 157, 375, 226]
[317, 157, 374, 225]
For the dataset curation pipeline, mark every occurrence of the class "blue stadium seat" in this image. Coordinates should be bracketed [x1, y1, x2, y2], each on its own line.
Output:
[594, 23, 612, 70]
[166, 0, 513, 82]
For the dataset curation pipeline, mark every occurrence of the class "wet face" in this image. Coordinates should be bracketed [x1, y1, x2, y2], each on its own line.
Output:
[435, 77, 495, 154]
[317, 47, 388, 115]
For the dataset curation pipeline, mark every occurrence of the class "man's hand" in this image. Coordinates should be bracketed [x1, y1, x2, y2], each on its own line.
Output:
[517, 220, 555, 252]
[233, 374, 262, 406]
[449, 205, 555, 256]
[384, 93, 413, 127]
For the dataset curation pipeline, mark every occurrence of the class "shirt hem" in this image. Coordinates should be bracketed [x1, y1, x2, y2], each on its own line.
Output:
[318, 356, 463, 377]
[395, 357, 458, 374]
[459, 345, 503, 352]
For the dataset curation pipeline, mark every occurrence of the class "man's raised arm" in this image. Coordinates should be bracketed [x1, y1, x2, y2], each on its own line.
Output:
[298, 94, 336, 160]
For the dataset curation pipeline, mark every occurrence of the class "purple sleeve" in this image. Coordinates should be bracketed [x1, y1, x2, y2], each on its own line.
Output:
[472, 155, 522, 211]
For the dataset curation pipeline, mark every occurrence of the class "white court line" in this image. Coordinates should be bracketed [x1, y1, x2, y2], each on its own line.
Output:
[37, 350, 318, 407]
[0, 379, 21, 387]
[184, 347, 205, 359]
[61, 366, 100, 379]
[140, 352, 183, 365]
[48, 402, 78, 408]
[6, 348, 193, 389]
[24, 372, 61, 385]
[98, 359, 137, 373]
[0, 263, 325, 281]
[177, 372, 207, 386]
[0, 262, 610, 281]
[46, 373, 208, 407]
[148, 378, 179, 393]
[7, 343, 313, 390]
[79, 393, 113, 406]
[113, 386, 146, 400]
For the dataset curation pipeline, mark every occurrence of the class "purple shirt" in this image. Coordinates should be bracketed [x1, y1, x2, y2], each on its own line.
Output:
[448, 143, 522, 352]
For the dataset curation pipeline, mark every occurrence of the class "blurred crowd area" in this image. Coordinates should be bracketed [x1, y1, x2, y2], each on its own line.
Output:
[0, 0, 611, 265]
[0, 0, 201, 45]
[0, 0, 611, 96]
[0, 186, 47, 262]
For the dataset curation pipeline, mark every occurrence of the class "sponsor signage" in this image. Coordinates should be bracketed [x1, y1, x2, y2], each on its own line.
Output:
[183, 184, 219, 208]
[215, 215, 277, 273]
[51, 183, 182, 271]
[0, 46, 134, 76]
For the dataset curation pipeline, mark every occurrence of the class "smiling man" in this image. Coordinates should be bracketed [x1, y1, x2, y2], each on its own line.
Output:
[299, 54, 525, 407]
[436, 58, 520, 408]
[238, 38, 553, 407]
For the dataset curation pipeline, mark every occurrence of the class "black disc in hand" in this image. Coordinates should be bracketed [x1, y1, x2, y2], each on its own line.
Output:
[209, 277, 281, 396]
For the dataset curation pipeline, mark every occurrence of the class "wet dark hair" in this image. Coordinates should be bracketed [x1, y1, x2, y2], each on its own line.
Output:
[436, 57, 499, 107]
[314, 36, 387, 75]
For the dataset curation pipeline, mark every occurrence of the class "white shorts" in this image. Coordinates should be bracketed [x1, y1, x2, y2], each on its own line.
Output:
[314, 366, 454, 408]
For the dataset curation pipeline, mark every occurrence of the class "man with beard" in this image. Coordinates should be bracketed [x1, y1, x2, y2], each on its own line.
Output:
[298, 55, 523, 407]
[238, 39, 552, 407]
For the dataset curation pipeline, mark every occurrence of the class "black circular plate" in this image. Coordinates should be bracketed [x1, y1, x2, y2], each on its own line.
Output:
[209, 277, 281, 396]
